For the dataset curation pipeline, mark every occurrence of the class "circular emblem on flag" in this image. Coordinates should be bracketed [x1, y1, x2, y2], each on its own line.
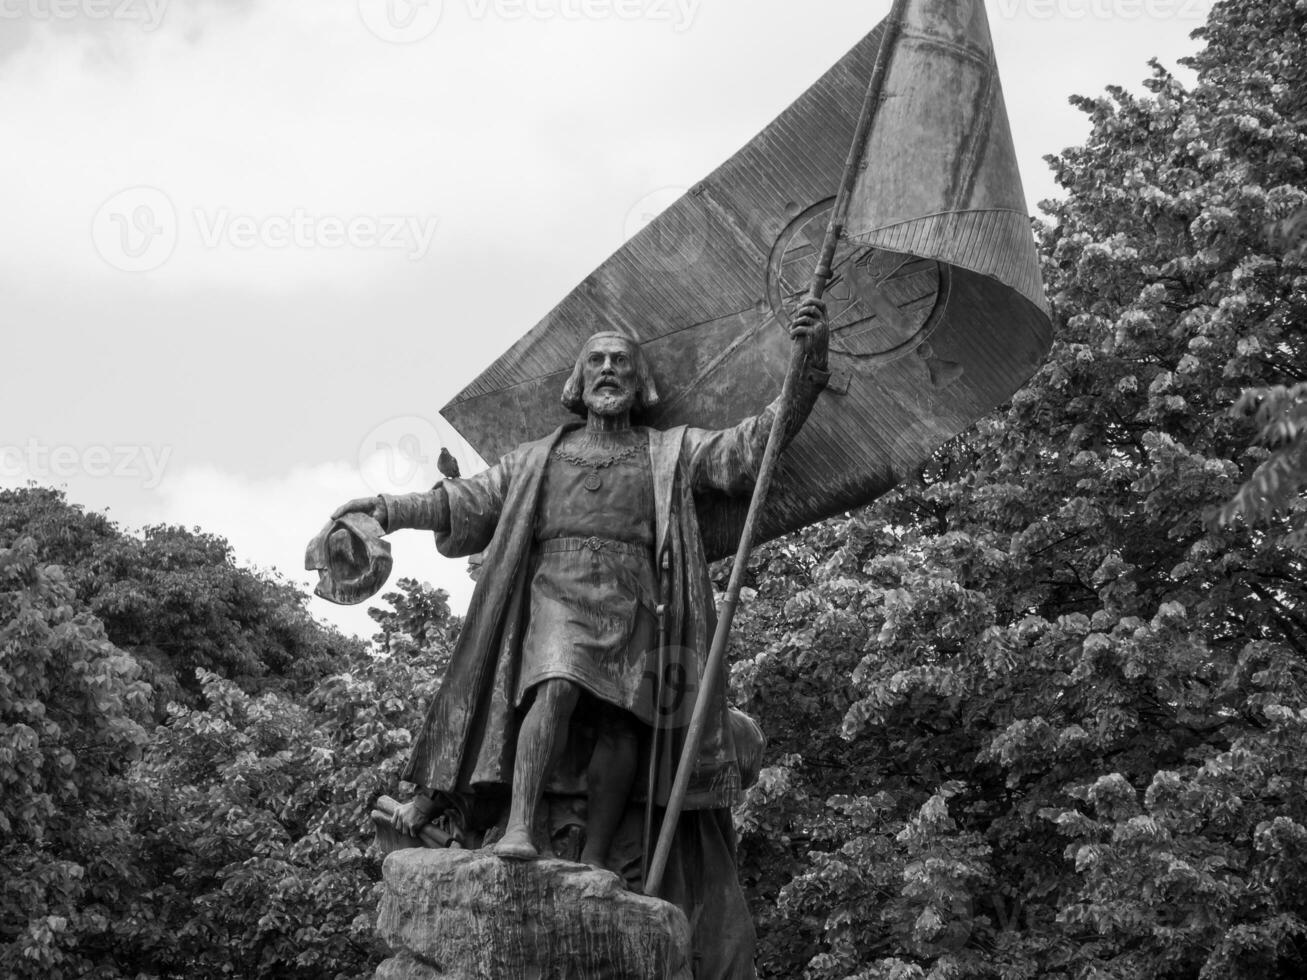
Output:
[766, 200, 950, 365]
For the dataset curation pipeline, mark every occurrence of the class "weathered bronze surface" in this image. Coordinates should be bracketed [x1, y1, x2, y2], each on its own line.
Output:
[846, 0, 1046, 313]
[440, 5, 1051, 560]
[304, 513, 393, 606]
[340, 319, 829, 980]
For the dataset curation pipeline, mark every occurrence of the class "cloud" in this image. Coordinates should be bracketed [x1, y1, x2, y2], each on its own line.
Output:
[148, 461, 478, 640]
[0, 0, 265, 66]
[1, 0, 1217, 651]
[0, 458, 478, 642]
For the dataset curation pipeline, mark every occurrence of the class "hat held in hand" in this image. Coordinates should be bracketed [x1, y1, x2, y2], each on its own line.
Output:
[305, 512, 393, 606]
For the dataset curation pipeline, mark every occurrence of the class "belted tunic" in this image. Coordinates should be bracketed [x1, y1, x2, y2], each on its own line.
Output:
[519, 430, 661, 719]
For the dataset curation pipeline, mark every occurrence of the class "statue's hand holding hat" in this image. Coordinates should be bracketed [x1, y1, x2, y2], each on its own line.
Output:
[305, 509, 393, 606]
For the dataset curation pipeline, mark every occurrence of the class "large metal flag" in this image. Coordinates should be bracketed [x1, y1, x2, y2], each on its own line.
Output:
[441, 0, 1052, 560]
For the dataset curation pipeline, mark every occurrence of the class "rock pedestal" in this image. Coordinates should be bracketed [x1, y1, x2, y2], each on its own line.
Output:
[375, 848, 693, 980]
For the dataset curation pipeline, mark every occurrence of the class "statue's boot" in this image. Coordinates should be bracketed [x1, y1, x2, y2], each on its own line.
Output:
[493, 826, 538, 861]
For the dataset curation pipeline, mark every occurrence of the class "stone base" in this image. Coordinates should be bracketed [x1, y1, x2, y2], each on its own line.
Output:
[375, 848, 693, 980]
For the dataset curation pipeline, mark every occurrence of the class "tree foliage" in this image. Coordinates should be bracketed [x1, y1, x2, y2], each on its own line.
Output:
[1218, 383, 1307, 546]
[0, 487, 357, 700]
[734, 1, 1307, 977]
[0, 538, 151, 979]
[0, 490, 460, 978]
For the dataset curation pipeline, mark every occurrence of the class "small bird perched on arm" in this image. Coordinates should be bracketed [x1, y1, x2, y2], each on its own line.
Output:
[437, 448, 461, 481]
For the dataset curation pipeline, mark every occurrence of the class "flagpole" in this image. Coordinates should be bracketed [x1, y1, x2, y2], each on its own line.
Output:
[644, 0, 911, 899]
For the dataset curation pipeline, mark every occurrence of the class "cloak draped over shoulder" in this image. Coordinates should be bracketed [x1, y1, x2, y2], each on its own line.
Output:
[400, 406, 780, 812]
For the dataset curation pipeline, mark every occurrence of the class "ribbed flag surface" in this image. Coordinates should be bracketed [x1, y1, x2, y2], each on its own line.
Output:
[442, 6, 1052, 557]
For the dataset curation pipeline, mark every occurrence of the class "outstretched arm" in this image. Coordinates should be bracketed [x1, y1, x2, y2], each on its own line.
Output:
[331, 489, 449, 535]
[687, 298, 830, 495]
[331, 455, 515, 559]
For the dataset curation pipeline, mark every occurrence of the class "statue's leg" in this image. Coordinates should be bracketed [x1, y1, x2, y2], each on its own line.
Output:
[496, 679, 580, 860]
[579, 706, 638, 870]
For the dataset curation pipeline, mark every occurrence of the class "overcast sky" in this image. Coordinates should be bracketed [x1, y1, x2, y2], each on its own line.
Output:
[0, 0, 1215, 639]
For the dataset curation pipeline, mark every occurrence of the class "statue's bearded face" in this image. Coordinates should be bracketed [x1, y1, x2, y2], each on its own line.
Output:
[580, 336, 640, 418]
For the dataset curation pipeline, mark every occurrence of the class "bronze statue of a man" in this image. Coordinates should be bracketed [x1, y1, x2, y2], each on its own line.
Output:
[333, 300, 828, 978]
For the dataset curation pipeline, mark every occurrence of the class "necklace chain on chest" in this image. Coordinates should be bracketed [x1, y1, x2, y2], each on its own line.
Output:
[550, 442, 643, 492]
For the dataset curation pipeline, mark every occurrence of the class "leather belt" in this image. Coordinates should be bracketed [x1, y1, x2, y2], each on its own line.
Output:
[538, 536, 650, 557]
